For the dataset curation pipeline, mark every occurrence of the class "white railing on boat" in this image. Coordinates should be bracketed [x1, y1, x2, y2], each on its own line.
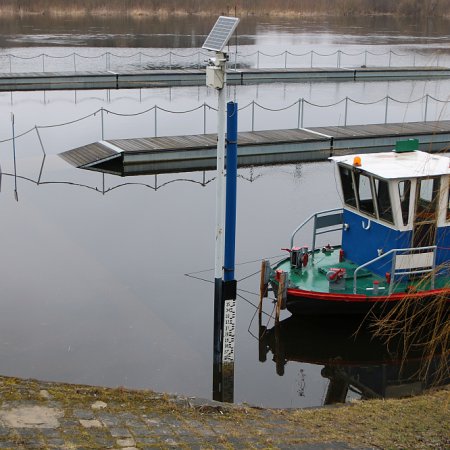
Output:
[290, 208, 343, 254]
[353, 246, 437, 295]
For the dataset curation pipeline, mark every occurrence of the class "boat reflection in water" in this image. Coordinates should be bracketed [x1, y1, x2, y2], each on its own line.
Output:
[258, 316, 448, 405]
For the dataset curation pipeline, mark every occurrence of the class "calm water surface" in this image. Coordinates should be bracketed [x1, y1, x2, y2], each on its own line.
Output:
[0, 15, 448, 407]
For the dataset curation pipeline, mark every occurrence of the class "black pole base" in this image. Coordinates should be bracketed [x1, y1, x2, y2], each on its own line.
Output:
[213, 277, 223, 402]
[223, 279, 237, 300]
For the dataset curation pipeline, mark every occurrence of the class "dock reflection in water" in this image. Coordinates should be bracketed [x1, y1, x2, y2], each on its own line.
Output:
[258, 315, 448, 405]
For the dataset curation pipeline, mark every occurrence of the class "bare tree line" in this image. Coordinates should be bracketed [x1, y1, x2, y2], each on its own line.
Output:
[1, 0, 449, 17]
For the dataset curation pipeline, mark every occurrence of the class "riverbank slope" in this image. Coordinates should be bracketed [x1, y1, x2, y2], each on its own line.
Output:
[0, 375, 448, 449]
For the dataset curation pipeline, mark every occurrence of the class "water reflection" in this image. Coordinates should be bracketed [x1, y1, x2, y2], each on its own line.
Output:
[0, 13, 449, 408]
[1, 15, 449, 48]
[259, 315, 448, 405]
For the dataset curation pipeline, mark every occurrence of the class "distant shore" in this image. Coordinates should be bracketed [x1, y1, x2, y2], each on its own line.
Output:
[0, 0, 449, 19]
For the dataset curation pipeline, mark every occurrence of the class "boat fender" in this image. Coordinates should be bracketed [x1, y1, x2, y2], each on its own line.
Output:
[302, 252, 309, 267]
[385, 272, 391, 284]
[362, 219, 371, 230]
[339, 249, 344, 262]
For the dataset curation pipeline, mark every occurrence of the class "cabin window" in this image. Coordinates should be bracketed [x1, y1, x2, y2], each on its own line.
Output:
[398, 180, 411, 226]
[355, 172, 375, 216]
[339, 166, 357, 208]
[374, 178, 393, 224]
[416, 177, 440, 220]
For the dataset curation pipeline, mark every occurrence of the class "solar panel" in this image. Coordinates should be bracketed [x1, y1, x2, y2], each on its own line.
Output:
[202, 16, 240, 52]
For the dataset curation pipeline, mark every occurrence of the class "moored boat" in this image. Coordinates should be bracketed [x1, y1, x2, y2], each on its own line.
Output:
[263, 140, 450, 315]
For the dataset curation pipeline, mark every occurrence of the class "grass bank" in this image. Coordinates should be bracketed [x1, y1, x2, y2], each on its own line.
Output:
[0, 0, 449, 18]
[0, 375, 448, 449]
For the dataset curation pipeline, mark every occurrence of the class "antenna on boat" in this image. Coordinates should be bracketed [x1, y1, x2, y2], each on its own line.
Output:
[202, 15, 240, 403]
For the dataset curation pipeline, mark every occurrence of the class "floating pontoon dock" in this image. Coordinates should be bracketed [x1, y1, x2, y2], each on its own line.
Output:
[2, 66, 450, 91]
[60, 120, 450, 176]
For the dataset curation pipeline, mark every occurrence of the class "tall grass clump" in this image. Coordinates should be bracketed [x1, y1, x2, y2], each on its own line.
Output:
[368, 234, 449, 387]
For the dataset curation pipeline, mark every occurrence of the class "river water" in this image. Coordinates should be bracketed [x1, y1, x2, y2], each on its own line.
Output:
[0, 14, 448, 408]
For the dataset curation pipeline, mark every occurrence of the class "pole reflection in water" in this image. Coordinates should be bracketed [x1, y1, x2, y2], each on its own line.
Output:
[258, 314, 448, 405]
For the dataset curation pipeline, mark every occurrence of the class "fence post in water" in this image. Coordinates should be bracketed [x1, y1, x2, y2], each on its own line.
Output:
[251, 101, 255, 131]
[42, 54, 45, 72]
[256, 50, 260, 69]
[100, 108, 105, 140]
[413, 53, 416, 67]
[301, 98, 305, 128]
[424, 94, 429, 122]
[310, 50, 313, 68]
[139, 51, 142, 67]
[154, 106, 158, 137]
[203, 102, 207, 134]
[344, 96, 348, 126]
[9, 54, 12, 73]
[73, 53, 77, 72]
[169, 51, 172, 70]
[364, 50, 367, 67]
[297, 98, 302, 129]
[11, 113, 18, 201]
[259, 260, 268, 322]
[388, 50, 392, 67]
[275, 271, 287, 325]
[384, 96, 389, 124]
[337, 50, 341, 68]
[284, 51, 288, 69]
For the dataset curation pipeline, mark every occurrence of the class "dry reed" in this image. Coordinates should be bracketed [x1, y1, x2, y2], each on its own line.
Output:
[0, 0, 448, 18]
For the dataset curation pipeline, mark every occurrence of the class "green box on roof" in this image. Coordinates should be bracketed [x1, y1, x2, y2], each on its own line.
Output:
[395, 138, 419, 152]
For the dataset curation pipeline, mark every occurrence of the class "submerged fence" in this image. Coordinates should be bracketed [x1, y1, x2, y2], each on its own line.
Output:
[0, 48, 447, 73]
[1, 93, 449, 154]
[0, 92, 448, 198]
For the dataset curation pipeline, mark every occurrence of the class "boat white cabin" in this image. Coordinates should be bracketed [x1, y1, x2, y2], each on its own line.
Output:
[330, 142, 450, 277]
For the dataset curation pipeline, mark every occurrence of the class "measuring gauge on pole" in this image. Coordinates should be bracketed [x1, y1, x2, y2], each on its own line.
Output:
[202, 15, 239, 403]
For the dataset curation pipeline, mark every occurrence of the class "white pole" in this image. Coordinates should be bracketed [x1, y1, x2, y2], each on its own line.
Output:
[214, 54, 227, 281]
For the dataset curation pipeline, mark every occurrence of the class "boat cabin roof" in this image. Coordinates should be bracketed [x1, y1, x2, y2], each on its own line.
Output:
[330, 150, 450, 179]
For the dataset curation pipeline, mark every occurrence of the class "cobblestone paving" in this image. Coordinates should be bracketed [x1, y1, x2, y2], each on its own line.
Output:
[0, 375, 407, 449]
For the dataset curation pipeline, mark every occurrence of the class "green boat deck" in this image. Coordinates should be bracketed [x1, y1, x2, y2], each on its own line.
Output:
[273, 247, 444, 297]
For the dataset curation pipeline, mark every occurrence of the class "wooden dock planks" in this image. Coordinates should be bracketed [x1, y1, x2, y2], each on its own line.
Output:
[59, 120, 450, 176]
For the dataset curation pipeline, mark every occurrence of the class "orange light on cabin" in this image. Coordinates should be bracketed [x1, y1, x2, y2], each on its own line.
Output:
[353, 156, 362, 166]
